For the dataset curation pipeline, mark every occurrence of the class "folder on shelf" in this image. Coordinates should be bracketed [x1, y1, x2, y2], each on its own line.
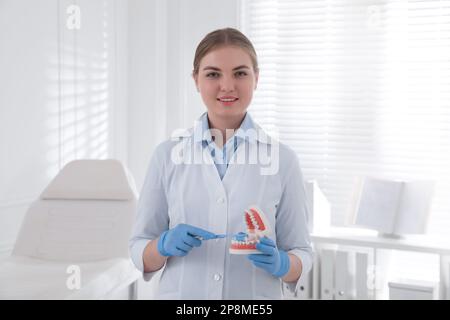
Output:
[442, 258, 450, 300]
[320, 249, 335, 300]
[335, 250, 356, 300]
[355, 252, 370, 300]
[335, 251, 348, 300]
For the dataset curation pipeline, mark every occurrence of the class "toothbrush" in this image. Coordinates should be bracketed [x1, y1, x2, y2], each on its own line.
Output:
[190, 233, 227, 241]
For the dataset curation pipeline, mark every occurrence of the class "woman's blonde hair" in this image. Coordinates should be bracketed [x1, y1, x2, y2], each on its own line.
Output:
[192, 28, 259, 76]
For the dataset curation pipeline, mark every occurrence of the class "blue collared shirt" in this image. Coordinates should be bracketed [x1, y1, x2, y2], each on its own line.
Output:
[200, 112, 254, 180]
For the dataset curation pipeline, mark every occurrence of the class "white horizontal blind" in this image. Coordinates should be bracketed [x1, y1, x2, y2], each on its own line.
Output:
[241, 0, 450, 237]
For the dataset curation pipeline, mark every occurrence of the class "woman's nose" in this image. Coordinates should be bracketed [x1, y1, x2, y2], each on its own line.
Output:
[219, 76, 235, 92]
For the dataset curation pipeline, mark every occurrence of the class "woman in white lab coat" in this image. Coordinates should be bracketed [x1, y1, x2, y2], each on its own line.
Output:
[129, 28, 313, 299]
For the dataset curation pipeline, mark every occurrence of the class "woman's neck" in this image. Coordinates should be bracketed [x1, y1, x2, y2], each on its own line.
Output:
[207, 112, 246, 148]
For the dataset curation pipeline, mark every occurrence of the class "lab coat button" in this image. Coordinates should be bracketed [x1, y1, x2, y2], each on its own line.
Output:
[217, 197, 225, 204]
[213, 274, 222, 281]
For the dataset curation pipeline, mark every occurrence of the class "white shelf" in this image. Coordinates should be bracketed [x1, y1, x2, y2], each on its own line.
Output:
[310, 227, 450, 300]
[312, 227, 450, 256]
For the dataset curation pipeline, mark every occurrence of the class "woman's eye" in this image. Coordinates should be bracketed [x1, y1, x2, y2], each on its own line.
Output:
[206, 72, 220, 78]
[235, 71, 248, 77]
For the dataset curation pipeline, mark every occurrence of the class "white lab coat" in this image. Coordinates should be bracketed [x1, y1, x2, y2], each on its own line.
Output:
[129, 113, 313, 299]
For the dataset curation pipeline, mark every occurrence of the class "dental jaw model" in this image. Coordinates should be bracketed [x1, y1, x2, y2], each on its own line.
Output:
[229, 206, 271, 254]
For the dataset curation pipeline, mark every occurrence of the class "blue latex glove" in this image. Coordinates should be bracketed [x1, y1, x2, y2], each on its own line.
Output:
[157, 224, 220, 257]
[247, 236, 290, 278]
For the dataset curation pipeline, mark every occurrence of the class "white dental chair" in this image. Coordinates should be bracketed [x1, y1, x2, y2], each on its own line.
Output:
[0, 160, 141, 299]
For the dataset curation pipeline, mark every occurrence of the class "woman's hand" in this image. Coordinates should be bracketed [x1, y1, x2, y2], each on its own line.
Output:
[247, 236, 290, 278]
[157, 224, 218, 257]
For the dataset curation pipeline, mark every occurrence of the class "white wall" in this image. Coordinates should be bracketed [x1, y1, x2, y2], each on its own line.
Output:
[127, 0, 167, 192]
[0, 0, 128, 258]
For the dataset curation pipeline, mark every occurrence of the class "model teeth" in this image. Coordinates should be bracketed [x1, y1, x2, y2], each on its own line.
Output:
[231, 236, 257, 245]
[232, 240, 251, 244]
[251, 214, 259, 228]
[245, 211, 260, 229]
[231, 239, 257, 246]
[230, 206, 270, 254]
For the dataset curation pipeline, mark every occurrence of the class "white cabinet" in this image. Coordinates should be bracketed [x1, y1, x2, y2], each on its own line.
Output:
[388, 280, 439, 300]
[313, 245, 373, 299]
[306, 227, 450, 300]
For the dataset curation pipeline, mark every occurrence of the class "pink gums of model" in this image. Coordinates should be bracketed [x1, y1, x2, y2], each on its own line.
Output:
[229, 206, 271, 254]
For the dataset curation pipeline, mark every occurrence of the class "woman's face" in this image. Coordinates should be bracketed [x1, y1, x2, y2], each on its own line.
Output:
[194, 46, 258, 122]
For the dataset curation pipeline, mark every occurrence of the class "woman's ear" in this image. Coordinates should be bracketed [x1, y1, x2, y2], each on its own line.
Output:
[254, 71, 259, 90]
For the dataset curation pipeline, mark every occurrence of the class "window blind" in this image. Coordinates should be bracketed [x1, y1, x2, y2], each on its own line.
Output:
[241, 0, 450, 238]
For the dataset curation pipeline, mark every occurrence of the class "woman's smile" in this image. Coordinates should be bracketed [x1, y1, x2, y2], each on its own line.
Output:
[217, 96, 239, 107]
